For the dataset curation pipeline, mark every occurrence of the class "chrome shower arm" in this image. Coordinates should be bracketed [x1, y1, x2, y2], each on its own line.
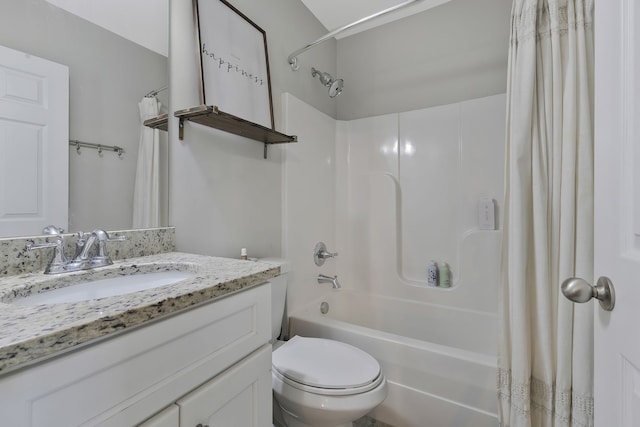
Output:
[311, 67, 331, 86]
[288, 0, 425, 70]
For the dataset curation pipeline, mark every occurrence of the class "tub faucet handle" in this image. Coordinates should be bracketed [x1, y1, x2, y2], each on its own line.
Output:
[314, 242, 338, 266]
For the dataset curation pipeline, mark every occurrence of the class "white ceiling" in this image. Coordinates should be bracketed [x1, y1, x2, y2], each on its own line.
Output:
[43, 0, 450, 57]
[300, 0, 451, 39]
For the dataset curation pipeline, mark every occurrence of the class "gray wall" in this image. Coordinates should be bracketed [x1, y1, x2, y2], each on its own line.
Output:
[0, 0, 169, 233]
[336, 0, 511, 120]
[169, 0, 336, 258]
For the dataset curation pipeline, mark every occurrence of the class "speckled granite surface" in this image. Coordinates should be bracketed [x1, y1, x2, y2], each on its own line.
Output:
[0, 251, 279, 374]
[0, 227, 175, 277]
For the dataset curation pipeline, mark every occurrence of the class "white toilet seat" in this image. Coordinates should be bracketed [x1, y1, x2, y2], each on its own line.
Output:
[272, 364, 384, 396]
[272, 336, 383, 396]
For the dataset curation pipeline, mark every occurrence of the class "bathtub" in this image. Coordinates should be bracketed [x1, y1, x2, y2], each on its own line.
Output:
[287, 291, 498, 427]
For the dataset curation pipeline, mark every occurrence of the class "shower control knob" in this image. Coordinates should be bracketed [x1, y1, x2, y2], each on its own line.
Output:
[561, 276, 615, 311]
[313, 242, 338, 266]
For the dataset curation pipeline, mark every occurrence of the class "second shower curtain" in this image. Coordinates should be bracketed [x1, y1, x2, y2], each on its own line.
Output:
[132, 97, 161, 229]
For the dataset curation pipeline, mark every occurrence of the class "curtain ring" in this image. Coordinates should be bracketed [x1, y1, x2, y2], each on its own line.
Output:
[97, 145, 103, 156]
[117, 147, 123, 159]
[75, 141, 81, 154]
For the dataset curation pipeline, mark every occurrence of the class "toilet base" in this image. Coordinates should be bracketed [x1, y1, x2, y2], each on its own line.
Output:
[278, 403, 352, 427]
[274, 395, 353, 427]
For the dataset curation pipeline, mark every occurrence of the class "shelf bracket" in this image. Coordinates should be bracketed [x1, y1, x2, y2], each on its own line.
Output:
[264, 144, 268, 159]
[179, 119, 184, 141]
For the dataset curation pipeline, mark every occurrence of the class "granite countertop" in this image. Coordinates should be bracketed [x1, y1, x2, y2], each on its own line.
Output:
[0, 252, 280, 375]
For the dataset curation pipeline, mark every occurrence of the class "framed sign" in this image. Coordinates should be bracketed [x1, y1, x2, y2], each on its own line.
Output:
[193, 0, 275, 129]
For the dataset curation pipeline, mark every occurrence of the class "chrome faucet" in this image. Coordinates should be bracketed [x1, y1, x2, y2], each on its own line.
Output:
[67, 229, 122, 270]
[317, 274, 342, 289]
[26, 227, 126, 274]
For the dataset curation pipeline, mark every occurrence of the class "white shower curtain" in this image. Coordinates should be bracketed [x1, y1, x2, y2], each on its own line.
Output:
[498, 1, 594, 426]
[132, 97, 161, 228]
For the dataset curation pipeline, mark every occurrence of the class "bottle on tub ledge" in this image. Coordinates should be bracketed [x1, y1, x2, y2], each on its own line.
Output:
[240, 248, 248, 260]
[427, 261, 439, 287]
[438, 262, 451, 288]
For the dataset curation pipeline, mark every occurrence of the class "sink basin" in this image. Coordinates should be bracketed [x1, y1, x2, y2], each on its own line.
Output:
[12, 271, 195, 306]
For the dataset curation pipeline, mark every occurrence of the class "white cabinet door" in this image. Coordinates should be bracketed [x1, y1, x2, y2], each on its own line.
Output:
[138, 405, 179, 427]
[177, 345, 272, 427]
[0, 44, 68, 236]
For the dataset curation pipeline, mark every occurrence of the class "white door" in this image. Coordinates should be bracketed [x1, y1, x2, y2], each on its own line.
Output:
[593, 0, 640, 425]
[0, 44, 68, 237]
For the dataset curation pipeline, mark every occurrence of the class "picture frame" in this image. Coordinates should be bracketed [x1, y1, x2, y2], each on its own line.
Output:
[193, 0, 275, 130]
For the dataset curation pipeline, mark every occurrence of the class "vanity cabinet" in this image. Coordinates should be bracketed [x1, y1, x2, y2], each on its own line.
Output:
[0, 283, 272, 427]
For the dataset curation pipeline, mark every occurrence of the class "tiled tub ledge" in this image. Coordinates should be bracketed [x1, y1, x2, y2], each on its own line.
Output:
[0, 252, 279, 375]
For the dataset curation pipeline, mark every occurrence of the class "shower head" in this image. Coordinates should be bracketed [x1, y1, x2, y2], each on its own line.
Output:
[311, 67, 344, 98]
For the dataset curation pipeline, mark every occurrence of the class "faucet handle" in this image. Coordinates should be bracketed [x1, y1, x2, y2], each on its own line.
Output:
[107, 235, 127, 243]
[26, 237, 68, 274]
[313, 242, 338, 266]
[42, 225, 64, 235]
[26, 239, 59, 251]
[93, 233, 126, 264]
[319, 249, 338, 258]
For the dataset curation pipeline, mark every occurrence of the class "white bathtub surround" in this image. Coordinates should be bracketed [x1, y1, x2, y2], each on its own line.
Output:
[281, 93, 337, 312]
[282, 92, 505, 312]
[498, 1, 594, 426]
[336, 94, 505, 312]
[283, 93, 505, 426]
[289, 291, 498, 427]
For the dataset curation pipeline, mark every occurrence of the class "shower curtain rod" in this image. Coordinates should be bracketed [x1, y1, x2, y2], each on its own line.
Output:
[144, 85, 168, 98]
[288, 0, 425, 70]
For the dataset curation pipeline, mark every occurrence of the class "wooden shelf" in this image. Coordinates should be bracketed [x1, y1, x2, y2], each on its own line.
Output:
[143, 113, 168, 131]
[173, 105, 297, 158]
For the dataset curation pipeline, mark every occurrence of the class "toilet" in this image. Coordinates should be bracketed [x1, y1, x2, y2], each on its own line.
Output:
[265, 260, 387, 427]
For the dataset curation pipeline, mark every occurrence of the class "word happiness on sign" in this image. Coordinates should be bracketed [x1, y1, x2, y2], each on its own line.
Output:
[202, 43, 265, 86]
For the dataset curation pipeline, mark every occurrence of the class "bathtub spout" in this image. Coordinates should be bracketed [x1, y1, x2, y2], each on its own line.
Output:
[318, 274, 341, 289]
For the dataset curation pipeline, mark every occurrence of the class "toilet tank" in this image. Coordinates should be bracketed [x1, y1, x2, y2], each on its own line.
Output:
[259, 259, 288, 341]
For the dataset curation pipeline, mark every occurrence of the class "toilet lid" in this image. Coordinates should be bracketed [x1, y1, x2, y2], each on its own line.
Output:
[272, 336, 381, 389]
